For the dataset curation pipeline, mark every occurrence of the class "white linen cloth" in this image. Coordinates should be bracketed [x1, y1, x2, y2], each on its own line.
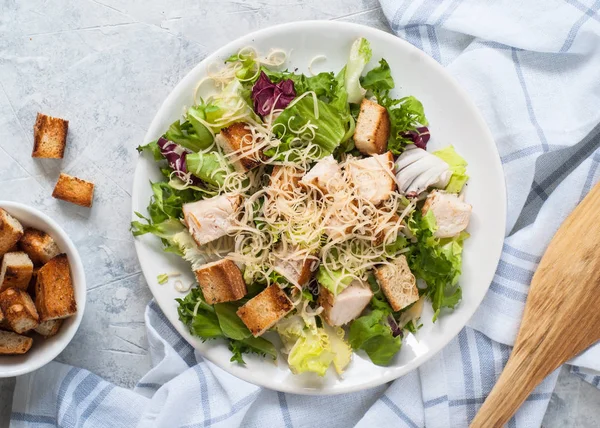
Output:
[12, 1, 600, 426]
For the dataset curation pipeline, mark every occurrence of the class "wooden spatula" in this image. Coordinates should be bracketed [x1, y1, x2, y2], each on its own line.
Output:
[471, 181, 600, 427]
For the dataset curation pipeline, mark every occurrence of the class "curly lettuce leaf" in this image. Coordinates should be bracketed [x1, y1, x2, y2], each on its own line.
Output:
[348, 309, 402, 366]
[433, 146, 469, 193]
[137, 140, 163, 161]
[345, 38, 372, 104]
[361, 58, 394, 94]
[408, 210, 465, 321]
[202, 79, 260, 131]
[315, 266, 353, 295]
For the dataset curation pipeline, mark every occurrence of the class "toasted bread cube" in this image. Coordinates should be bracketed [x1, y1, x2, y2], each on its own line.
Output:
[319, 280, 373, 326]
[0, 288, 39, 333]
[19, 228, 61, 266]
[35, 254, 77, 321]
[0, 208, 24, 257]
[32, 113, 69, 159]
[299, 155, 344, 194]
[271, 244, 313, 286]
[52, 173, 95, 207]
[347, 152, 396, 205]
[34, 319, 63, 337]
[183, 194, 242, 247]
[194, 259, 247, 304]
[0, 330, 33, 355]
[422, 190, 472, 238]
[236, 284, 293, 337]
[0, 252, 34, 292]
[374, 255, 419, 312]
[215, 122, 262, 173]
[354, 99, 390, 155]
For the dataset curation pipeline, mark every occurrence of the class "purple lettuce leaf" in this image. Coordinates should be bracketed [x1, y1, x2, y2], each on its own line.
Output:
[387, 315, 403, 338]
[251, 71, 296, 116]
[157, 137, 201, 185]
[401, 126, 430, 150]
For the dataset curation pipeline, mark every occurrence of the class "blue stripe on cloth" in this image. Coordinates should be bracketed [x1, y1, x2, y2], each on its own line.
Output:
[502, 243, 541, 263]
[380, 395, 419, 428]
[501, 145, 543, 163]
[149, 301, 197, 366]
[405, 26, 424, 50]
[474, 331, 495, 394]
[495, 260, 534, 284]
[423, 395, 448, 408]
[427, 26, 442, 62]
[182, 390, 260, 428]
[57, 367, 81, 416]
[79, 384, 115, 423]
[63, 373, 101, 425]
[277, 392, 293, 428]
[511, 48, 549, 152]
[458, 330, 476, 422]
[194, 364, 212, 424]
[560, 0, 600, 52]
[390, 0, 419, 32]
[137, 382, 162, 390]
[490, 281, 528, 302]
[564, 0, 600, 23]
[434, 0, 463, 25]
[448, 392, 551, 408]
[579, 151, 600, 200]
[12, 413, 56, 425]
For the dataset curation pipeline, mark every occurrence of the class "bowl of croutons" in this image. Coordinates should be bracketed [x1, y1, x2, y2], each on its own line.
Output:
[0, 201, 85, 377]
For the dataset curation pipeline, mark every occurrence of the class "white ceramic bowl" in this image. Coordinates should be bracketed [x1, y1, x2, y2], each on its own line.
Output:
[132, 21, 506, 394]
[0, 201, 86, 377]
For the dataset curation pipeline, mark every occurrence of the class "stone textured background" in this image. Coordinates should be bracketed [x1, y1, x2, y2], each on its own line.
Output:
[0, 0, 598, 426]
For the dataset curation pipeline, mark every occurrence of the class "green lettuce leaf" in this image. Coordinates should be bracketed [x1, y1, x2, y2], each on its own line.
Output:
[315, 266, 354, 295]
[203, 79, 259, 130]
[214, 303, 251, 341]
[433, 146, 469, 193]
[165, 119, 212, 152]
[185, 152, 231, 187]
[407, 210, 465, 321]
[137, 140, 163, 161]
[229, 336, 277, 364]
[269, 96, 347, 158]
[345, 38, 372, 104]
[361, 58, 394, 94]
[176, 287, 223, 339]
[348, 309, 402, 366]
[276, 314, 352, 376]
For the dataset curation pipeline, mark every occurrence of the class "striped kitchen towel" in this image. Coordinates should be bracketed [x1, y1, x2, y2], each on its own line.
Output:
[11, 0, 600, 426]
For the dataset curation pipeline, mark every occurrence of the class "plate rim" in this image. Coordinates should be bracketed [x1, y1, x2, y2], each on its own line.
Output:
[132, 20, 507, 395]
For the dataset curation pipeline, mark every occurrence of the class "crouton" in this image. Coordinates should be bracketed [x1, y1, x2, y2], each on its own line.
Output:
[34, 319, 63, 337]
[183, 194, 242, 247]
[236, 284, 293, 337]
[354, 99, 390, 155]
[52, 173, 95, 207]
[0, 208, 24, 257]
[422, 190, 471, 238]
[319, 280, 373, 326]
[19, 228, 61, 266]
[271, 244, 313, 286]
[374, 255, 419, 312]
[32, 113, 69, 159]
[216, 122, 262, 173]
[0, 288, 39, 333]
[0, 330, 33, 355]
[35, 254, 77, 321]
[347, 152, 396, 205]
[194, 259, 247, 304]
[299, 155, 344, 194]
[0, 252, 34, 292]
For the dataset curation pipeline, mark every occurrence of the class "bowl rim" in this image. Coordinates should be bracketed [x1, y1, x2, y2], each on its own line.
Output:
[0, 201, 87, 377]
[132, 20, 507, 394]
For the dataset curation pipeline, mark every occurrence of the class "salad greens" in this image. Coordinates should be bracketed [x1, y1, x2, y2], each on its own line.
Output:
[133, 37, 472, 375]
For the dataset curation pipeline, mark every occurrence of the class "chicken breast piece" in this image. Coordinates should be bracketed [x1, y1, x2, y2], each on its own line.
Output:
[271, 244, 313, 286]
[183, 194, 242, 247]
[300, 155, 344, 194]
[422, 190, 471, 238]
[347, 152, 396, 205]
[319, 280, 373, 326]
[395, 145, 452, 197]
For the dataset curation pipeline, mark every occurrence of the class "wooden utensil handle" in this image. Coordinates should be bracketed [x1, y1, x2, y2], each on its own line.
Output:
[470, 347, 555, 428]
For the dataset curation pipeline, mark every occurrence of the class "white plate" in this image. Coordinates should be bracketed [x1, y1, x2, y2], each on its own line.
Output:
[132, 21, 506, 395]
